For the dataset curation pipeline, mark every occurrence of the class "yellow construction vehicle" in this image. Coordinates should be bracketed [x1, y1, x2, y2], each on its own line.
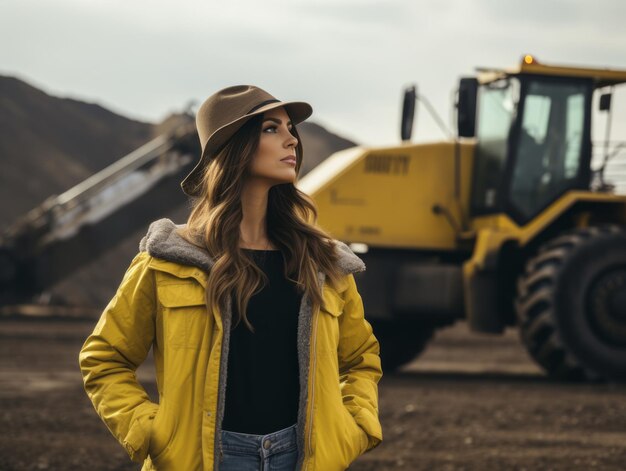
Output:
[298, 55, 626, 381]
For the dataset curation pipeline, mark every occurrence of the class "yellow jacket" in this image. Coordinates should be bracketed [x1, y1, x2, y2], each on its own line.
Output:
[79, 218, 382, 470]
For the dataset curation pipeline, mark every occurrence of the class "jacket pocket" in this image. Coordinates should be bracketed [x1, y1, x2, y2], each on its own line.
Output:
[343, 407, 369, 459]
[157, 283, 208, 349]
[321, 285, 345, 317]
[317, 286, 345, 355]
[148, 402, 174, 464]
[339, 405, 369, 465]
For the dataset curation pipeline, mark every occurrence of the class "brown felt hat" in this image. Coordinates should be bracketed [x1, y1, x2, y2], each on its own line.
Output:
[181, 85, 313, 196]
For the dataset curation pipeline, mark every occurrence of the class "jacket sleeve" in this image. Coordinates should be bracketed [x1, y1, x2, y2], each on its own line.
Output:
[78, 251, 159, 463]
[337, 273, 383, 452]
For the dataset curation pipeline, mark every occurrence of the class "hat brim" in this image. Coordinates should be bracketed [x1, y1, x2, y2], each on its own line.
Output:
[181, 100, 312, 197]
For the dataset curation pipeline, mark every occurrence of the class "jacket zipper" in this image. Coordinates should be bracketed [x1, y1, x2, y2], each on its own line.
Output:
[304, 305, 319, 469]
[213, 300, 229, 471]
[213, 340, 224, 471]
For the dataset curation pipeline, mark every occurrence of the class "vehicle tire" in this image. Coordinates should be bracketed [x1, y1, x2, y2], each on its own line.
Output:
[515, 225, 626, 381]
[369, 318, 434, 372]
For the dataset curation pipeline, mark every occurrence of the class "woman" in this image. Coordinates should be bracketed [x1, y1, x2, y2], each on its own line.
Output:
[79, 85, 383, 471]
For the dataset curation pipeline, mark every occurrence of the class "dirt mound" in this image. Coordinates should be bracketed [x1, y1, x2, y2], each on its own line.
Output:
[0, 75, 154, 226]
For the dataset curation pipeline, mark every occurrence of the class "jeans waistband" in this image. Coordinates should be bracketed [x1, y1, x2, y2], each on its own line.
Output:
[220, 423, 297, 456]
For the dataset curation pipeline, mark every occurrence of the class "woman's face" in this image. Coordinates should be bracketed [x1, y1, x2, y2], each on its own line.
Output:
[248, 107, 299, 185]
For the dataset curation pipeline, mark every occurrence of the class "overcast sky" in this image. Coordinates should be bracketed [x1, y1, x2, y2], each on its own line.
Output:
[2, 0, 626, 147]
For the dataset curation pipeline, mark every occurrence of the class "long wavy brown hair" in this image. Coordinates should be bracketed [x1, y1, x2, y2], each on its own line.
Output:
[177, 112, 344, 331]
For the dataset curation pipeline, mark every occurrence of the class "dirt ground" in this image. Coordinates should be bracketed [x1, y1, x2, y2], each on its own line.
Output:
[1, 317, 625, 471]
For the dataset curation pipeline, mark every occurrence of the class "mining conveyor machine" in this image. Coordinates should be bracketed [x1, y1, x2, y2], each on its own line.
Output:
[0, 116, 199, 307]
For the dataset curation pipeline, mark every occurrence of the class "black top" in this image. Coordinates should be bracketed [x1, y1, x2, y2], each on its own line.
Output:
[221, 249, 303, 434]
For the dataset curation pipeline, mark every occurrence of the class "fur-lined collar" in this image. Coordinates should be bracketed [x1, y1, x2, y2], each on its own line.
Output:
[138, 218, 366, 275]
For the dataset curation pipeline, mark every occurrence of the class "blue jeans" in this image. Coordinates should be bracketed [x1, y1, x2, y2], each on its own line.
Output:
[218, 423, 298, 471]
